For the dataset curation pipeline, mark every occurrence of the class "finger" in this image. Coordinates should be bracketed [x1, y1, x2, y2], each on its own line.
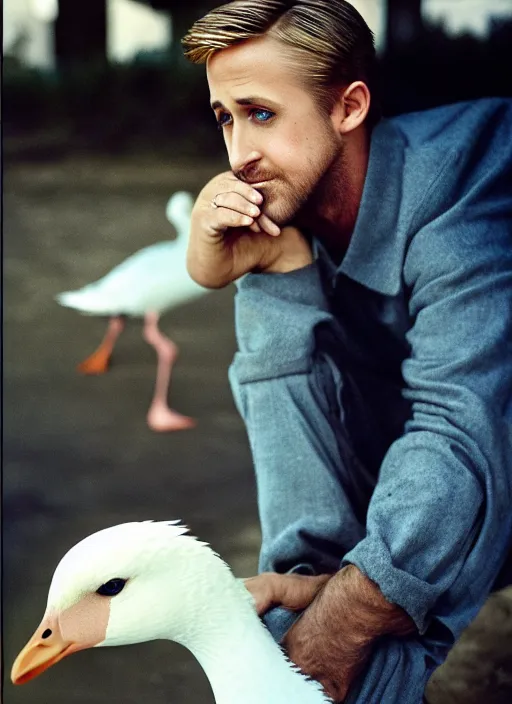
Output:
[279, 574, 331, 611]
[206, 207, 254, 235]
[249, 221, 262, 233]
[213, 191, 262, 219]
[257, 213, 281, 237]
[244, 574, 277, 615]
[244, 574, 331, 615]
[215, 178, 264, 207]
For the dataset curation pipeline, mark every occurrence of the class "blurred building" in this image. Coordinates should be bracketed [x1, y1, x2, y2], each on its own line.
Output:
[3, 0, 58, 70]
[423, 0, 512, 37]
[3, 0, 171, 70]
[107, 0, 171, 64]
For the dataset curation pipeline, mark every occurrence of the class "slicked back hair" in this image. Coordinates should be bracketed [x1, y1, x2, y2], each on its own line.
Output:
[182, 0, 380, 127]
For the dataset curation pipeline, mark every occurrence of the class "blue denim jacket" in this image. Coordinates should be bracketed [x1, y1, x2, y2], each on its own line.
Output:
[229, 99, 512, 702]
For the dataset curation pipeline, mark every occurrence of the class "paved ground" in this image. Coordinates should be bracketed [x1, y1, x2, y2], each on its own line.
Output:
[3, 156, 260, 704]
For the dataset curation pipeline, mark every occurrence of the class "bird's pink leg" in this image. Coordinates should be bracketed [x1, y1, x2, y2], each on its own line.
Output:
[143, 312, 196, 432]
[77, 316, 125, 374]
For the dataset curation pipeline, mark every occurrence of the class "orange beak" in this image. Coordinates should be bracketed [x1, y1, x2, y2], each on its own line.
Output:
[11, 612, 80, 685]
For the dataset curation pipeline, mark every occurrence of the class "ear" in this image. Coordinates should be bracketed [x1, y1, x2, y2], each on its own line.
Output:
[331, 81, 371, 135]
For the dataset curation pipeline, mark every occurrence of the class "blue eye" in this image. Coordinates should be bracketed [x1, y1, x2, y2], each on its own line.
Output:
[96, 579, 126, 597]
[252, 109, 274, 122]
[216, 112, 232, 130]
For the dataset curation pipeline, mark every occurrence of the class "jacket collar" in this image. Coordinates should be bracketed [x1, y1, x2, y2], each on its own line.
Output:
[314, 120, 407, 297]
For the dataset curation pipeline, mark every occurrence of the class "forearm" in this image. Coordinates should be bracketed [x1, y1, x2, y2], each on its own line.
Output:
[278, 564, 417, 702]
[319, 564, 416, 646]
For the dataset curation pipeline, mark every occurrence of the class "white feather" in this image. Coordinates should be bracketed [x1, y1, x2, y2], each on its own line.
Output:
[55, 191, 207, 317]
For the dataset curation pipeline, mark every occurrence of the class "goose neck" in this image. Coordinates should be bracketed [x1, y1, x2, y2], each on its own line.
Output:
[178, 588, 329, 704]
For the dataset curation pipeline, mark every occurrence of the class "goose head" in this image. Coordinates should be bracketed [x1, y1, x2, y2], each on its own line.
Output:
[165, 191, 195, 239]
[11, 521, 237, 684]
[12, 520, 331, 703]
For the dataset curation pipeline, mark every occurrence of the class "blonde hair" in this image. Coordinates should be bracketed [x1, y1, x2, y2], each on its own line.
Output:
[182, 0, 379, 125]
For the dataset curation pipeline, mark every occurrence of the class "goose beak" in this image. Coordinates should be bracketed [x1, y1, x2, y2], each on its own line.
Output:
[11, 613, 78, 685]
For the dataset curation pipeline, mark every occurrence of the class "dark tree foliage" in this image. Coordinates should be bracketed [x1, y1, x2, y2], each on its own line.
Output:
[55, 0, 107, 67]
[386, 0, 424, 50]
[134, 0, 221, 55]
[380, 18, 512, 116]
[54, 0, 218, 69]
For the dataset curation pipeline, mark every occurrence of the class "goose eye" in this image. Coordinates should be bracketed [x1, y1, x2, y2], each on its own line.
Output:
[96, 578, 126, 596]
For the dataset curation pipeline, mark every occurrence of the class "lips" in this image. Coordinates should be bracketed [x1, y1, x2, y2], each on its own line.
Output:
[236, 166, 275, 186]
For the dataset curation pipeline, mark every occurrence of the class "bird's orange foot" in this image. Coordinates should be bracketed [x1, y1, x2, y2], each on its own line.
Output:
[147, 406, 196, 432]
[77, 352, 111, 375]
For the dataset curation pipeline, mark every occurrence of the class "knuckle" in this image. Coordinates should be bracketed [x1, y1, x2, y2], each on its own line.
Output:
[231, 210, 250, 226]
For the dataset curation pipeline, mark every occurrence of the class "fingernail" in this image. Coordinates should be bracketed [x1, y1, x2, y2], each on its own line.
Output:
[250, 206, 260, 217]
[252, 192, 263, 203]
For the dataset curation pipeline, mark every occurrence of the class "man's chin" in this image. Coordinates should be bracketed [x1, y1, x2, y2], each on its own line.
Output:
[264, 185, 314, 224]
[263, 200, 301, 228]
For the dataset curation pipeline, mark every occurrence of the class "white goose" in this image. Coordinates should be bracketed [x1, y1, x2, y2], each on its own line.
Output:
[11, 520, 331, 704]
[56, 192, 208, 432]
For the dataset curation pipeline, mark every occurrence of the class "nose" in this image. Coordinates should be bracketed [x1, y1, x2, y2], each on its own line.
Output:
[228, 123, 261, 177]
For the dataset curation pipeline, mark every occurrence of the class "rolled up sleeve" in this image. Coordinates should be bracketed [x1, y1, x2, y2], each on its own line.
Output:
[229, 263, 333, 384]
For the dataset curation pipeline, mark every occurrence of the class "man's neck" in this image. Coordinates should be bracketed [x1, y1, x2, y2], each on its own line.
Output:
[299, 126, 370, 266]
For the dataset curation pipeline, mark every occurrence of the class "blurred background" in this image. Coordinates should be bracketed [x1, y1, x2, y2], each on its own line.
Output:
[3, 1, 512, 703]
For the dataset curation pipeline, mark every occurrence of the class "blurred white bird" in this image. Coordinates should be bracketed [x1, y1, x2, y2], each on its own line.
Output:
[11, 520, 331, 704]
[56, 192, 207, 432]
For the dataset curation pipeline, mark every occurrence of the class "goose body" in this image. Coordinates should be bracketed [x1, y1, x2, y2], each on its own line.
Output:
[56, 194, 206, 317]
[57, 240, 206, 316]
[56, 192, 207, 432]
[12, 521, 331, 704]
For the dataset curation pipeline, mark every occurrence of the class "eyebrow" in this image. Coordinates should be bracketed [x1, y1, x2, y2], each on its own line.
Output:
[210, 96, 279, 110]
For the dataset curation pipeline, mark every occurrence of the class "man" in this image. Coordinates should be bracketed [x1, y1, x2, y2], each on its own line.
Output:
[181, 1, 512, 702]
